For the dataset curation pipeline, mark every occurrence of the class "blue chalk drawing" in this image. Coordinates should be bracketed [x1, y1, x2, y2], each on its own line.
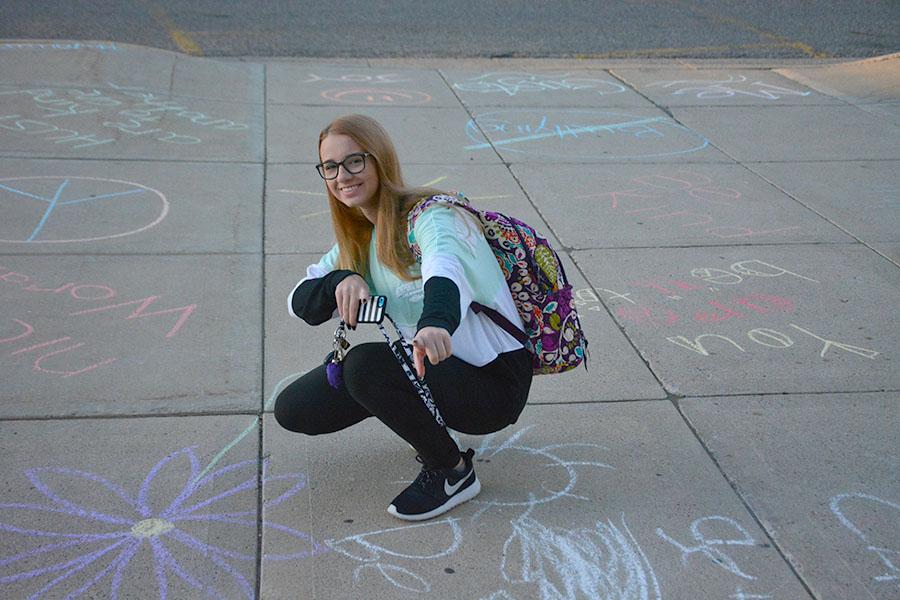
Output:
[1, 43, 119, 52]
[193, 370, 306, 485]
[0, 176, 167, 244]
[465, 109, 709, 160]
[4, 179, 143, 242]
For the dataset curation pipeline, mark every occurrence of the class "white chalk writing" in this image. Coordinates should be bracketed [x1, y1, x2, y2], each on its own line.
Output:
[831, 492, 900, 589]
[0, 83, 248, 150]
[648, 76, 812, 100]
[326, 518, 463, 593]
[656, 516, 759, 580]
[454, 72, 626, 97]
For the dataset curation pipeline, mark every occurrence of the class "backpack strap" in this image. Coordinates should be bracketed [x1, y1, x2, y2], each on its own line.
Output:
[470, 301, 529, 347]
[407, 194, 476, 259]
[409, 195, 530, 348]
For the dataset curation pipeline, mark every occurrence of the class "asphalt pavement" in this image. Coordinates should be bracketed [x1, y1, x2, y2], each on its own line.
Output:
[3, 1, 899, 58]
[0, 41, 898, 599]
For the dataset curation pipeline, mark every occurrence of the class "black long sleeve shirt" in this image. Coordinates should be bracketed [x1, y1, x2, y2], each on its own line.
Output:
[289, 272, 461, 335]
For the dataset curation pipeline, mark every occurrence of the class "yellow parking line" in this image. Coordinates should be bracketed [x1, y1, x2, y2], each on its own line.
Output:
[576, 43, 799, 59]
[711, 14, 830, 58]
[664, 1, 831, 59]
[150, 6, 203, 56]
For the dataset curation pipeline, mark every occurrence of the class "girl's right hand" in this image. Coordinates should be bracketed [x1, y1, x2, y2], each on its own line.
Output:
[335, 274, 370, 327]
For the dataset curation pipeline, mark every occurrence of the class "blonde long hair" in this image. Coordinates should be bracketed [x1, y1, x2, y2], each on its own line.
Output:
[319, 114, 440, 281]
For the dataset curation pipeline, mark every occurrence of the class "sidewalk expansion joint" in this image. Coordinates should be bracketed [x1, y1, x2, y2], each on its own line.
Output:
[682, 388, 900, 400]
[0, 251, 264, 257]
[570, 240, 870, 251]
[526, 398, 670, 407]
[0, 409, 260, 422]
[254, 61, 269, 600]
[671, 397, 821, 599]
[738, 161, 900, 269]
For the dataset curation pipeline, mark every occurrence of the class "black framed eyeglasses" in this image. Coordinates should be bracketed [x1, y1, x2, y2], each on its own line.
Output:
[315, 152, 372, 180]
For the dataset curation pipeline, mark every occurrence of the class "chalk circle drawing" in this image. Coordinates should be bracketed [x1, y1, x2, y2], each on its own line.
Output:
[303, 73, 412, 85]
[647, 76, 812, 100]
[469, 426, 614, 515]
[0, 176, 168, 244]
[465, 109, 709, 160]
[321, 88, 433, 105]
[0, 446, 325, 599]
[326, 518, 463, 593]
[502, 503, 661, 600]
[454, 72, 626, 97]
[831, 492, 900, 589]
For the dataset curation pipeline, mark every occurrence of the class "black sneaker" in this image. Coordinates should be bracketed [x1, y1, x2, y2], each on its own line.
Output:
[388, 448, 481, 521]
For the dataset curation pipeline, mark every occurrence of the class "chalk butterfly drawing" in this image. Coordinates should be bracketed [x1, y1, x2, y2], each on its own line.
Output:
[0, 446, 326, 599]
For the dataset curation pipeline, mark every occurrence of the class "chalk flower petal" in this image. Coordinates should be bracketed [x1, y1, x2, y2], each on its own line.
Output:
[0, 447, 322, 599]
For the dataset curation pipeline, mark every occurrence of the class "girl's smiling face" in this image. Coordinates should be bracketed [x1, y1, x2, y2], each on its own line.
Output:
[319, 133, 379, 219]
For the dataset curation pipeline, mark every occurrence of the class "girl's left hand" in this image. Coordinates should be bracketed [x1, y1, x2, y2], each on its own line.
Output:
[411, 327, 452, 379]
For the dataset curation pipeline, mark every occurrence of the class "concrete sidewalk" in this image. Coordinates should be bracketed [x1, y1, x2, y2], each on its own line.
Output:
[0, 41, 897, 599]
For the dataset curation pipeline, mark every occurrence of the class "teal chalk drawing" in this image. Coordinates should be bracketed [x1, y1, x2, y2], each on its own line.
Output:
[465, 109, 709, 160]
[193, 370, 307, 484]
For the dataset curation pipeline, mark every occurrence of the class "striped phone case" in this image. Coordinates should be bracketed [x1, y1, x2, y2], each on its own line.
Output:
[357, 295, 387, 324]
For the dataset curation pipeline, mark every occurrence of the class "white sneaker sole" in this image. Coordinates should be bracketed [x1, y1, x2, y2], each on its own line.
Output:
[387, 477, 481, 521]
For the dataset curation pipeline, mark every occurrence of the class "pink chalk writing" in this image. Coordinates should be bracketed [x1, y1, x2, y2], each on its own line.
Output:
[0, 265, 198, 378]
[578, 171, 802, 240]
[615, 294, 796, 327]
[611, 259, 880, 361]
[0, 266, 196, 338]
[71, 296, 194, 338]
[1, 318, 118, 377]
[616, 304, 681, 326]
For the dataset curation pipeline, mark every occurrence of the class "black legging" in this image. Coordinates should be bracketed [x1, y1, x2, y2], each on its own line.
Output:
[273, 342, 533, 469]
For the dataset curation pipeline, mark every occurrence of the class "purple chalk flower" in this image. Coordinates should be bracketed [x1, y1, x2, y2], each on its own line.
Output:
[0, 447, 326, 599]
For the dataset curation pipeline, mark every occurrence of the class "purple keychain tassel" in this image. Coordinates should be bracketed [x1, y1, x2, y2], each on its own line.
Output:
[326, 359, 343, 389]
[327, 322, 349, 389]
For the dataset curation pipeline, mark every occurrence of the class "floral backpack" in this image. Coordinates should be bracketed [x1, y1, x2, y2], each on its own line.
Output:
[407, 193, 588, 375]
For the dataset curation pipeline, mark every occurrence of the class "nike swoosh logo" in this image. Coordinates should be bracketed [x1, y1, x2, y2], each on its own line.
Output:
[445, 470, 472, 496]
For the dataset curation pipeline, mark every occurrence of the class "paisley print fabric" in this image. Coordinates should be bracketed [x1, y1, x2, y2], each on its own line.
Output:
[408, 194, 588, 375]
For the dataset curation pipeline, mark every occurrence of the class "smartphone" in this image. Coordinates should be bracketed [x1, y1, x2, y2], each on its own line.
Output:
[356, 295, 387, 324]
